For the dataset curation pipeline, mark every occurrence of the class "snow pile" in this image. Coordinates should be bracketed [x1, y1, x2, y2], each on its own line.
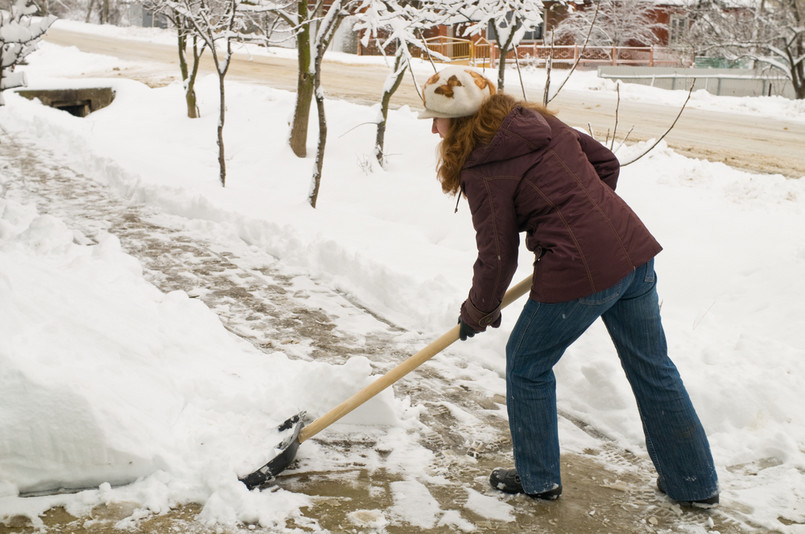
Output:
[0, 20, 804, 532]
[0, 197, 402, 527]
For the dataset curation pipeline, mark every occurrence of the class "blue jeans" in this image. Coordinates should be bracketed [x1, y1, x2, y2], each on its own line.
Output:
[505, 259, 718, 501]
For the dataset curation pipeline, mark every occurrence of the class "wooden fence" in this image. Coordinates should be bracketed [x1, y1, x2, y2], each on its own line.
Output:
[420, 36, 682, 68]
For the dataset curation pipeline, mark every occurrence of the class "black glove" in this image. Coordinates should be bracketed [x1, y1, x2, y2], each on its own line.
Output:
[458, 317, 476, 341]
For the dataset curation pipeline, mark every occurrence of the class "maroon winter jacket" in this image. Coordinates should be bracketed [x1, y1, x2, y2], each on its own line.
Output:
[459, 106, 662, 332]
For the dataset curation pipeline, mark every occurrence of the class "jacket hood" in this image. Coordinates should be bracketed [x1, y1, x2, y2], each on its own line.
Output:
[464, 106, 552, 168]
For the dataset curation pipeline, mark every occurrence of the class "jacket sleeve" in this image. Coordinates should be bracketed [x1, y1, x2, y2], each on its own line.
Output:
[460, 172, 521, 332]
[576, 130, 620, 190]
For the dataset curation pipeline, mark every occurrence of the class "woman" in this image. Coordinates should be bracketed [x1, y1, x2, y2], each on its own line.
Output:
[420, 66, 718, 506]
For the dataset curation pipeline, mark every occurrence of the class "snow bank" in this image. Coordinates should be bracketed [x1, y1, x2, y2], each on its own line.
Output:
[0, 196, 402, 527]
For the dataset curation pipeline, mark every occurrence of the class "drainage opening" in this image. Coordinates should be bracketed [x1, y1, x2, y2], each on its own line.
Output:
[16, 87, 115, 117]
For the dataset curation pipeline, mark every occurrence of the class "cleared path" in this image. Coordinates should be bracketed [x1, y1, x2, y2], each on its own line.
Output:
[1, 118, 758, 534]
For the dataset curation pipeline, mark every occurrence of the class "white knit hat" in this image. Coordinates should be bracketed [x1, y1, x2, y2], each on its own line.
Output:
[418, 66, 496, 119]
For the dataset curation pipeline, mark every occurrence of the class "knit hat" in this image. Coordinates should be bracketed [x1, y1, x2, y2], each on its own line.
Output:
[418, 66, 496, 119]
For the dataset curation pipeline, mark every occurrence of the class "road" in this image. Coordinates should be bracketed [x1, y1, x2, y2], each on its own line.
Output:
[44, 26, 805, 178]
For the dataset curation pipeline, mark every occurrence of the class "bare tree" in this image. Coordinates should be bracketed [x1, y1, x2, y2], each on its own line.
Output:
[175, 0, 243, 186]
[308, 0, 352, 207]
[553, 0, 666, 47]
[287, 0, 315, 158]
[355, 0, 441, 166]
[685, 0, 804, 99]
[619, 80, 696, 166]
[239, 0, 293, 45]
[174, 15, 204, 117]
[83, 0, 125, 24]
[29, 0, 86, 21]
[0, 0, 56, 105]
[248, 0, 355, 204]
[446, 0, 544, 91]
[250, 0, 355, 159]
[542, 2, 601, 106]
[145, 0, 207, 118]
[534, 4, 695, 166]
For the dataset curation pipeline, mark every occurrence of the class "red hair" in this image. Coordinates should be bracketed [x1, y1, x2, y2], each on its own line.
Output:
[436, 93, 553, 195]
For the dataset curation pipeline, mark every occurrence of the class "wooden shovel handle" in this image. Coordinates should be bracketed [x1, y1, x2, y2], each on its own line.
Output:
[298, 275, 533, 443]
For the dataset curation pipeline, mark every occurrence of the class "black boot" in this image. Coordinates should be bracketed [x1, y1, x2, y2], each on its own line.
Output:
[489, 468, 561, 500]
[657, 478, 719, 508]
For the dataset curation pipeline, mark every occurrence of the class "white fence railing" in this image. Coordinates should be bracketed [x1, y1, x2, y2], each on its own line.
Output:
[597, 66, 796, 98]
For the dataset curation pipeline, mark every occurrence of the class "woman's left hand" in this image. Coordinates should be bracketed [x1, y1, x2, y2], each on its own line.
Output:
[458, 317, 477, 341]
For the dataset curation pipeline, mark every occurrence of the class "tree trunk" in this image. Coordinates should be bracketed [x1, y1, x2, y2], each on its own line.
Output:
[309, 34, 330, 207]
[178, 31, 189, 81]
[289, 1, 314, 158]
[790, 28, 804, 99]
[217, 70, 227, 186]
[542, 51, 553, 106]
[307, 3, 346, 207]
[207, 43, 227, 186]
[497, 52, 507, 92]
[495, 23, 519, 93]
[177, 29, 199, 119]
[375, 50, 406, 166]
[186, 42, 201, 118]
[309, 77, 326, 208]
[290, 69, 315, 157]
[177, 27, 202, 119]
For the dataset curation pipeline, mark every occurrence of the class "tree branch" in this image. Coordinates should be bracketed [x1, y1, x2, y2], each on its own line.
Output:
[546, 0, 600, 105]
[621, 79, 696, 167]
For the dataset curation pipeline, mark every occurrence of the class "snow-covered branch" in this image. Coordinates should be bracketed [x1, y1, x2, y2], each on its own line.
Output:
[684, 0, 804, 98]
[447, 0, 544, 91]
[554, 0, 664, 47]
[0, 0, 56, 103]
[352, 0, 445, 165]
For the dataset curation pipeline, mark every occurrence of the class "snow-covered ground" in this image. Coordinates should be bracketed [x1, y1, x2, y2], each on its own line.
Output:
[1, 19, 804, 532]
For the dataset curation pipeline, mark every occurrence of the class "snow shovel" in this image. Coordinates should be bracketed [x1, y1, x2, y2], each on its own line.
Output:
[239, 276, 533, 490]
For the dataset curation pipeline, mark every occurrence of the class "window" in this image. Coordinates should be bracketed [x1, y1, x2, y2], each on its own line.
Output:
[669, 14, 688, 46]
[487, 12, 544, 42]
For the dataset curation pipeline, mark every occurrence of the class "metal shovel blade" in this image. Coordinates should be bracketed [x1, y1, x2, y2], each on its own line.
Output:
[239, 412, 306, 489]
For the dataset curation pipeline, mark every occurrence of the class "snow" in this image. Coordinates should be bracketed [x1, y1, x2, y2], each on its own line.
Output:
[1, 18, 804, 532]
[464, 488, 515, 522]
[0, 10, 56, 102]
[389, 480, 441, 528]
